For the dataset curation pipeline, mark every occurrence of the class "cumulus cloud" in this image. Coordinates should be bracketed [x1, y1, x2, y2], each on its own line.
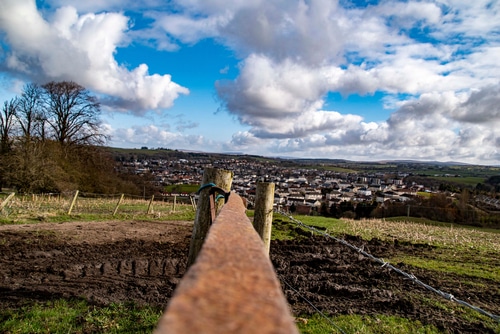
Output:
[0, 0, 188, 114]
[216, 55, 329, 122]
[220, 86, 500, 165]
[204, 0, 500, 163]
[452, 85, 500, 123]
[2, 0, 500, 164]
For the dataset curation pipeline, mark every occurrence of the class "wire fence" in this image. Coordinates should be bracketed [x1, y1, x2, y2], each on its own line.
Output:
[280, 276, 347, 334]
[0, 191, 196, 219]
[2, 189, 498, 327]
[274, 208, 500, 323]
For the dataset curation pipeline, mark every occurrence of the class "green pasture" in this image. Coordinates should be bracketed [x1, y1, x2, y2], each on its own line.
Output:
[409, 165, 499, 179]
[163, 184, 200, 194]
[429, 175, 485, 187]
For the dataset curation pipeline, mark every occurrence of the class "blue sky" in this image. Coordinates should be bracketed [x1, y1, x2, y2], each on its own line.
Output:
[1, 0, 499, 164]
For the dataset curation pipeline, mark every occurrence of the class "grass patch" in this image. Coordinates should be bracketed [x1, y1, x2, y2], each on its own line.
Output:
[385, 216, 500, 234]
[390, 254, 500, 282]
[271, 217, 317, 241]
[428, 176, 485, 187]
[296, 313, 440, 334]
[272, 213, 500, 282]
[418, 296, 500, 332]
[163, 184, 199, 194]
[0, 299, 162, 334]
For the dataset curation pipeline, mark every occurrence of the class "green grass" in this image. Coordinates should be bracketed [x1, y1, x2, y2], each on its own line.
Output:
[271, 217, 317, 241]
[271, 214, 500, 333]
[428, 176, 485, 187]
[0, 195, 196, 225]
[390, 255, 500, 282]
[0, 299, 163, 334]
[274, 216, 500, 278]
[163, 184, 200, 194]
[385, 216, 500, 234]
[2, 203, 499, 333]
[418, 296, 500, 332]
[296, 313, 441, 334]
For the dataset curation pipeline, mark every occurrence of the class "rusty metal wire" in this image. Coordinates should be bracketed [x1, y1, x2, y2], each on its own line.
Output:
[275, 209, 500, 323]
[280, 277, 347, 334]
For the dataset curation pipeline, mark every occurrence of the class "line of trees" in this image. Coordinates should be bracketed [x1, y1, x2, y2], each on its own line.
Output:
[0, 81, 144, 194]
[318, 190, 500, 228]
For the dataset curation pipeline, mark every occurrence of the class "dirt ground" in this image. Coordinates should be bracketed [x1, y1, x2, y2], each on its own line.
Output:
[0, 221, 498, 333]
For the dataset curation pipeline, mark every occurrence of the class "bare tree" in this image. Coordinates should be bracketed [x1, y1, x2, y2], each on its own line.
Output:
[0, 98, 18, 153]
[42, 81, 108, 146]
[16, 83, 45, 142]
[0, 98, 19, 190]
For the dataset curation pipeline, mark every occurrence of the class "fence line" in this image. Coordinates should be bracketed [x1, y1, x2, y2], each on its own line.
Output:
[275, 209, 500, 323]
[155, 191, 299, 333]
[1, 191, 195, 201]
[0, 190, 195, 218]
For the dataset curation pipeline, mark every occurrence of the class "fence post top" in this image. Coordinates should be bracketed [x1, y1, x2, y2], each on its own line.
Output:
[156, 190, 298, 334]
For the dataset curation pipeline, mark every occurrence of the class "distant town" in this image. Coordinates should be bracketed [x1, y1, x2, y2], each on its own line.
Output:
[112, 148, 500, 224]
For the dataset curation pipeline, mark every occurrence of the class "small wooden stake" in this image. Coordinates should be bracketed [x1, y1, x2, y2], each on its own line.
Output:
[68, 190, 79, 215]
[147, 195, 155, 214]
[190, 196, 196, 210]
[253, 182, 275, 255]
[0, 192, 15, 211]
[187, 168, 233, 267]
[113, 194, 124, 216]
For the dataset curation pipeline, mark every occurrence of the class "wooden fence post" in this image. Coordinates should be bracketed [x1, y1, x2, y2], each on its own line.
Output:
[172, 195, 177, 212]
[147, 195, 155, 214]
[67, 190, 79, 215]
[155, 192, 299, 334]
[253, 182, 275, 255]
[0, 192, 15, 211]
[113, 194, 124, 217]
[187, 168, 233, 267]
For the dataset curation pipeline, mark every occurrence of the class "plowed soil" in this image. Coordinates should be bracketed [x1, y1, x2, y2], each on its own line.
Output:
[0, 221, 498, 333]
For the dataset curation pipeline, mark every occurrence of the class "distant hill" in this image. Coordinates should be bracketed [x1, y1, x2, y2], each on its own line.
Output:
[105, 146, 499, 171]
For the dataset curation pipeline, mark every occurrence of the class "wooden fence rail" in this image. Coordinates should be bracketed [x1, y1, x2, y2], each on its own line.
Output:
[154, 191, 298, 334]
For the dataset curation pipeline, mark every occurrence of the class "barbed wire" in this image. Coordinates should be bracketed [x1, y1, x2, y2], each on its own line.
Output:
[244, 198, 343, 331]
[280, 276, 346, 334]
[274, 209, 500, 323]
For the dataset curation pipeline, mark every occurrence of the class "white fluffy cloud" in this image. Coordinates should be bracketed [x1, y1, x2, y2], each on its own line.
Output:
[1, 0, 499, 164]
[204, 0, 500, 163]
[0, 0, 188, 114]
[223, 87, 500, 165]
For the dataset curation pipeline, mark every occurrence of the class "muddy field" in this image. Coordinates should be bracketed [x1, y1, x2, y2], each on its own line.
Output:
[0, 220, 498, 333]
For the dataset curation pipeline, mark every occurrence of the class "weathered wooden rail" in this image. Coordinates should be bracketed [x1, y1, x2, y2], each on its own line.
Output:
[154, 186, 298, 333]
